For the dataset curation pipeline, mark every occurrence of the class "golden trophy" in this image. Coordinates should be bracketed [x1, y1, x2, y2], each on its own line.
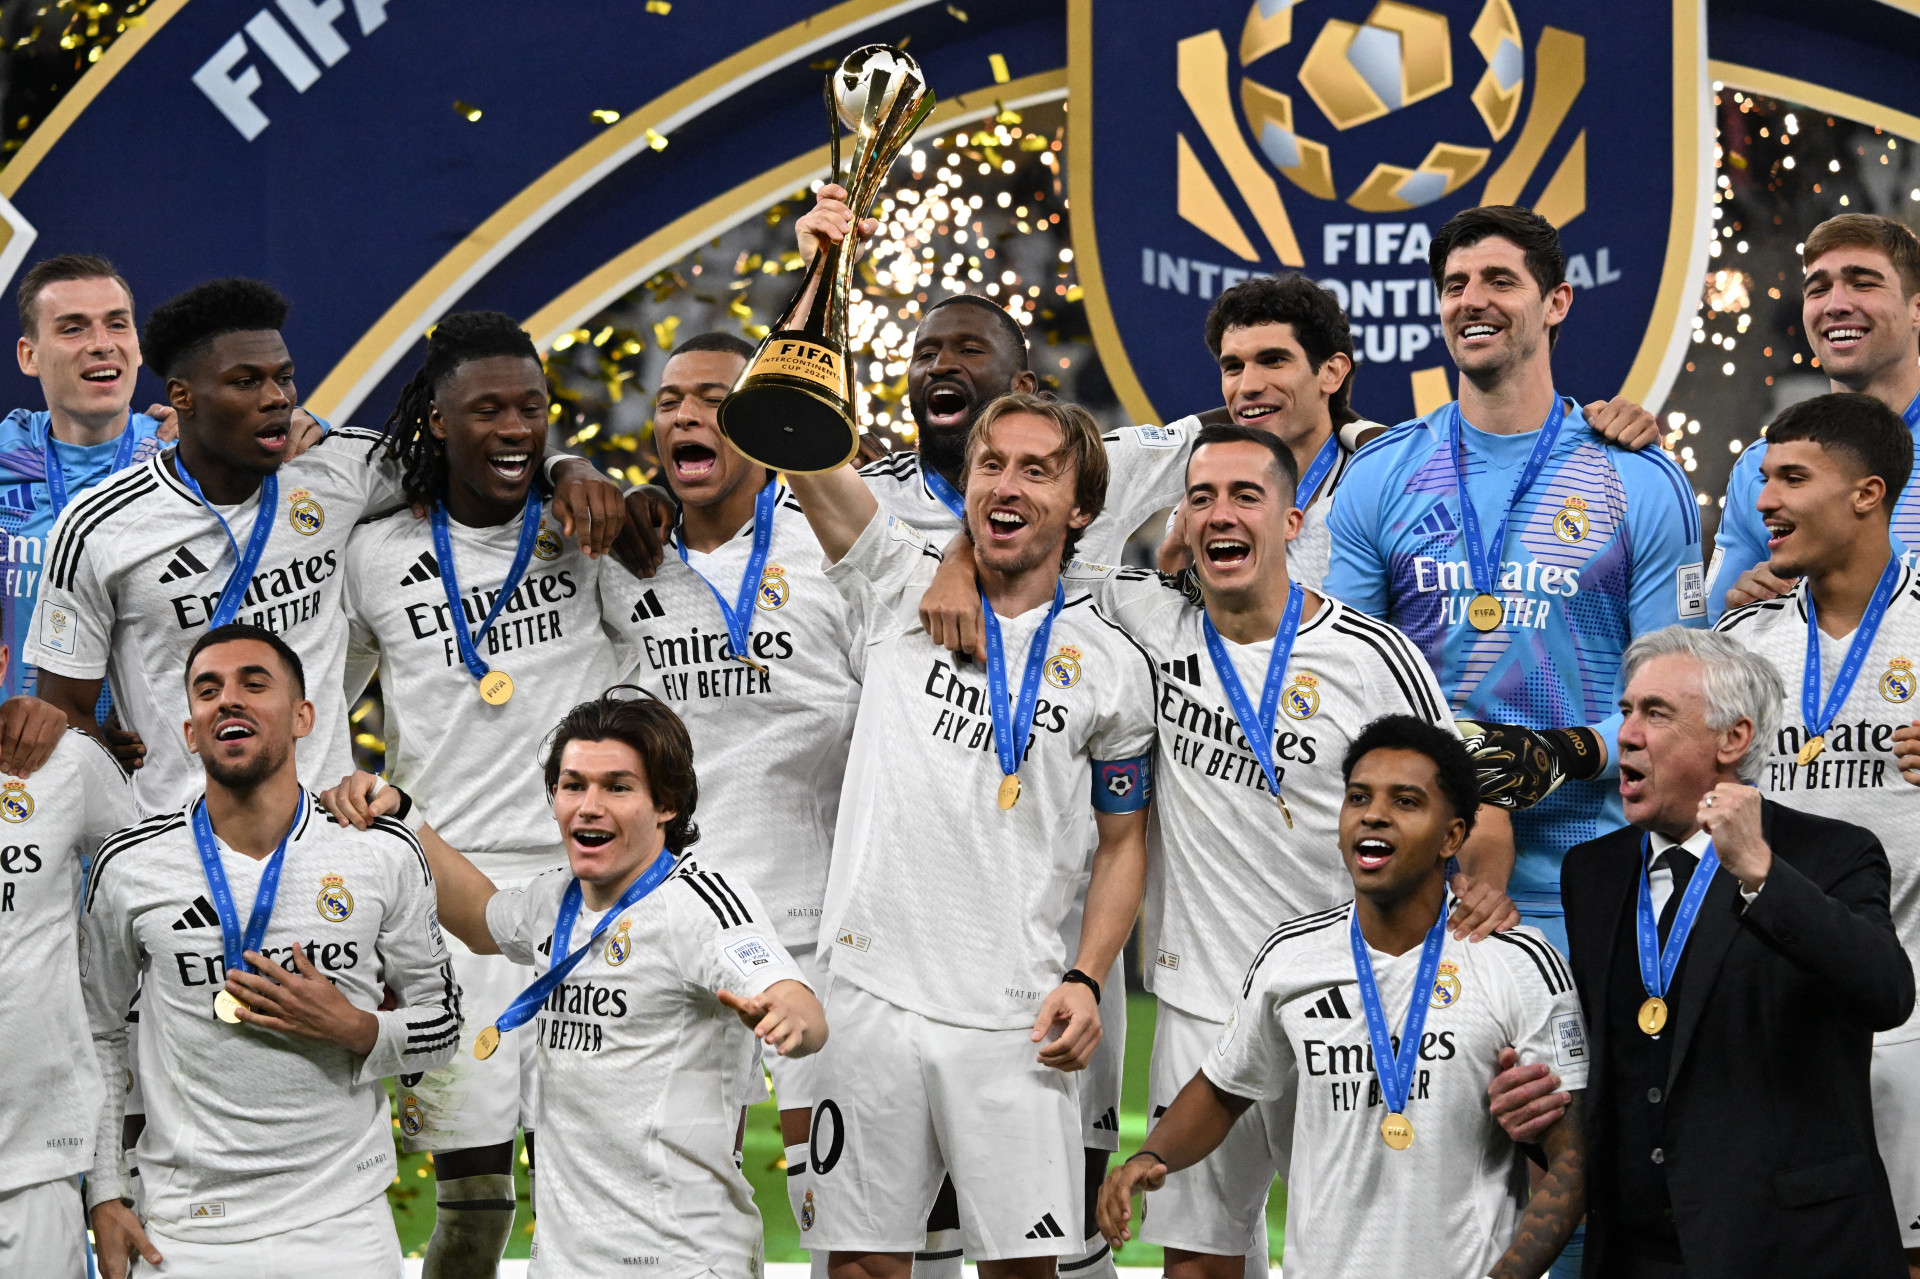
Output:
[718, 45, 934, 473]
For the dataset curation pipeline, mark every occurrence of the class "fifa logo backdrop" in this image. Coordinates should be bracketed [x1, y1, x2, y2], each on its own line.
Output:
[1070, 0, 1712, 427]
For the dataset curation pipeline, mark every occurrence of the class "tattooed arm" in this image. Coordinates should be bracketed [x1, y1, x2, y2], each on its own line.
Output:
[1490, 1091, 1587, 1279]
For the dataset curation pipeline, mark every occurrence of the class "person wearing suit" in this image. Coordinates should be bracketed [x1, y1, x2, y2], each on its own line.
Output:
[1486, 625, 1914, 1278]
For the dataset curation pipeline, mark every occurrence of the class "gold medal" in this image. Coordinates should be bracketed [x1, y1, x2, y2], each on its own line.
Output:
[1380, 1112, 1414, 1150]
[1637, 996, 1668, 1036]
[1275, 790, 1294, 830]
[474, 1025, 501, 1060]
[213, 990, 246, 1024]
[997, 773, 1021, 810]
[478, 671, 514, 705]
[1797, 735, 1825, 766]
[1465, 593, 1504, 632]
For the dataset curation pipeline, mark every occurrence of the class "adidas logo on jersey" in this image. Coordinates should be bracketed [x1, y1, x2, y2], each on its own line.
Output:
[1160, 653, 1202, 687]
[1023, 1212, 1067, 1240]
[169, 895, 221, 931]
[1412, 505, 1459, 540]
[398, 551, 440, 587]
[630, 588, 667, 622]
[1091, 1107, 1118, 1132]
[1302, 985, 1354, 1019]
[157, 546, 210, 584]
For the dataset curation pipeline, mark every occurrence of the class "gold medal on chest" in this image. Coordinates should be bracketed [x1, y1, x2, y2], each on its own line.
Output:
[997, 773, 1021, 810]
[1797, 735, 1825, 766]
[1380, 1112, 1414, 1150]
[1466, 593, 1504, 631]
[1637, 996, 1669, 1036]
[479, 671, 514, 705]
[213, 990, 246, 1024]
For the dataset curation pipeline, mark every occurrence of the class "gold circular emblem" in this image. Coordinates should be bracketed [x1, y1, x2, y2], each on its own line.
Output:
[1429, 961, 1461, 1009]
[534, 527, 563, 561]
[604, 922, 632, 967]
[1380, 1112, 1414, 1150]
[1466, 593, 1504, 631]
[1044, 647, 1081, 689]
[1882, 664, 1916, 704]
[288, 495, 324, 536]
[1282, 677, 1320, 720]
[214, 990, 246, 1024]
[1638, 996, 1669, 1036]
[758, 567, 789, 610]
[1554, 505, 1589, 544]
[479, 671, 514, 705]
[473, 1026, 501, 1061]
[997, 773, 1022, 810]
[317, 875, 353, 923]
[0, 781, 33, 823]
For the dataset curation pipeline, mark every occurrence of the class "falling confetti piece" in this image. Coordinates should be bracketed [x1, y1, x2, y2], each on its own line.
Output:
[645, 128, 669, 151]
[989, 53, 1009, 83]
[645, 0, 671, 12]
[946, 3, 968, 18]
[454, 100, 483, 123]
[652, 315, 681, 349]
[591, 109, 621, 124]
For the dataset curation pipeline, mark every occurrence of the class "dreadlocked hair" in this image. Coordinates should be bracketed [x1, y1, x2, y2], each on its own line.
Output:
[379, 310, 542, 507]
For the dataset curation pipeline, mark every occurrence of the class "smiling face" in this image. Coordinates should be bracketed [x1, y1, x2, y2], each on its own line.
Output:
[1183, 438, 1300, 604]
[654, 349, 757, 508]
[1339, 747, 1464, 904]
[183, 638, 312, 791]
[907, 304, 1035, 467]
[172, 329, 297, 475]
[1216, 321, 1347, 448]
[551, 737, 676, 891]
[1756, 438, 1887, 578]
[1438, 235, 1572, 384]
[965, 411, 1089, 576]
[1616, 653, 1750, 837]
[17, 275, 141, 428]
[1802, 244, 1920, 390]
[431, 354, 548, 517]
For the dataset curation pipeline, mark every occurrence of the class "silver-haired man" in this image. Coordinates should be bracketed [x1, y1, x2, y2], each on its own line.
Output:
[1488, 627, 1912, 1279]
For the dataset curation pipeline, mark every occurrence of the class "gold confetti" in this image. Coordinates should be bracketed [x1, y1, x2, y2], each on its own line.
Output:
[652, 315, 681, 349]
[1065, 284, 1084, 302]
[645, 0, 671, 12]
[1020, 133, 1048, 151]
[591, 109, 621, 125]
[989, 53, 1009, 83]
[995, 104, 1022, 125]
[454, 100, 483, 123]
[728, 299, 754, 323]
[809, 57, 836, 70]
[745, 324, 771, 341]
[354, 733, 384, 752]
[644, 128, 669, 151]
[946, 3, 968, 18]
[592, 325, 614, 347]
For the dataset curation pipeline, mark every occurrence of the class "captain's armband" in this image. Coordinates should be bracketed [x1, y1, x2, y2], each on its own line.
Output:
[1090, 752, 1152, 814]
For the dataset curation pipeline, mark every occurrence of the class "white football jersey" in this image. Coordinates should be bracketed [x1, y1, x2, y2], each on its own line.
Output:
[820, 512, 1157, 1030]
[1207, 904, 1590, 1279]
[601, 483, 863, 949]
[0, 731, 132, 1193]
[487, 858, 807, 1277]
[81, 792, 458, 1240]
[1062, 562, 1450, 1022]
[1716, 562, 1920, 1041]
[27, 430, 406, 814]
[342, 500, 624, 877]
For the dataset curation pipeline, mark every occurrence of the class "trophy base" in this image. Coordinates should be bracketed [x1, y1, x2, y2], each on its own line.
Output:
[719, 379, 860, 474]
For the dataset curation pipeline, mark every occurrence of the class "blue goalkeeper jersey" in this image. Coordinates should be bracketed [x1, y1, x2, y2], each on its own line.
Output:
[1706, 391, 1920, 622]
[1325, 398, 1707, 898]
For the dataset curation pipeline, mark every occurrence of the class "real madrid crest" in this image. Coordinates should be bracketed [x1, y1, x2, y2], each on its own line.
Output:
[1430, 959, 1462, 1009]
[534, 525, 563, 561]
[604, 918, 632, 966]
[287, 488, 324, 536]
[1553, 496, 1590, 544]
[0, 780, 33, 823]
[757, 563, 790, 610]
[400, 1094, 424, 1137]
[800, 1189, 815, 1231]
[316, 872, 353, 922]
[1882, 657, 1915, 704]
[1045, 644, 1082, 689]
[1281, 671, 1320, 720]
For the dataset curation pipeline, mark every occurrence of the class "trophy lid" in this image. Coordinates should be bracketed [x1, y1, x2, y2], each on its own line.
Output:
[832, 45, 927, 130]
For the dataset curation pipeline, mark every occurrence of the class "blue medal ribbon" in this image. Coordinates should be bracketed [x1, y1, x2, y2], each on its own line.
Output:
[1296, 433, 1341, 510]
[1447, 396, 1568, 598]
[1800, 552, 1903, 751]
[174, 454, 278, 630]
[191, 793, 300, 993]
[1349, 904, 1448, 1132]
[979, 581, 1066, 790]
[1635, 833, 1721, 1004]
[430, 489, 544, 686]
[1201, 582, 1305, 821]
[922, 464, 967, 522]
[1904, 392, 1919, 430]
[675, 481, 777, 669]
[490, 849, 678, 1042]
[43, 425, 138, 518]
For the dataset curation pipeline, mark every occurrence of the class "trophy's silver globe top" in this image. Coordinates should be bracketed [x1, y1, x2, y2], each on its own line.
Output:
[833, 45, 926, 131]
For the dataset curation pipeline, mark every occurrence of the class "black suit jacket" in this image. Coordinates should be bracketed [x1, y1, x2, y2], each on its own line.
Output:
[1561, 799, 1914, 1279]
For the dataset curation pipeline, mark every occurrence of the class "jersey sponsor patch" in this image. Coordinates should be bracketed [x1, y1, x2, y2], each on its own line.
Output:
[1132, 424, 1182, 449]
[834, 927, 871, 952]
[723, 934, 777, 976]
[38, 603, 79, 654]
[1677, 562, 1706, 618]
[1552, 1011, 1588, 1068]
[188, 1201, 226, 1219]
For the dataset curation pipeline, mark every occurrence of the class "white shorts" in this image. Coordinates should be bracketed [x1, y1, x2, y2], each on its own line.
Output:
[0, 1177, 85, 1279]
[398, 929, 538, 1153]
[133, 1193, 401, 1278]
[1078, 953, 1127, 1152]
[806, 978, 1082, 1259]
[1141, 1002, 1286, 1257]
[1873, 1036, 1920, 1248]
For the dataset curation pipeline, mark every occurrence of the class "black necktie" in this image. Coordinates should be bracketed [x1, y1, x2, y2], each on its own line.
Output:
[1657, 848, 1699, 944]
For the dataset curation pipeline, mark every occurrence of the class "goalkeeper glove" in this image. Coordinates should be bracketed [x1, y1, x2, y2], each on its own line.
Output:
[1454, 720, 1603, 810]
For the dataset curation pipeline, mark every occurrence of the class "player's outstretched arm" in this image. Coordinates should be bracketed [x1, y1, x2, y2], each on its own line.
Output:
[317, 772, 501, 954]
[918, 533, 984, 658]
[784, 463, 879, 564]
[1097, 1070, 1252, 1251]
[1035, 806, 1147, 1071]
[1490, 1092, 1587, 1279]
[718, 979, 826, 1058]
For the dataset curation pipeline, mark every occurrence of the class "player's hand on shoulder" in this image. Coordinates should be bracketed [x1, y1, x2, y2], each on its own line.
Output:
[919, 535, 984, 659]
[89, 1199, 161, 1278]
[284, 407, 325, 461]
[1448, 870, 1519, 941]
[1724, 563, 1797, 611]
[1096, 1151, 1167, 1249]
[609, 484, 672, 579]
[795, 182, 877, 266]
[0, 693, 66, 776]
[1032, 978, 1102, 1071]
[550, 456, 629, 559]
[1487, 1045, 1569, 1146]
[318, 770, 402, 831]
[1894, 720, 1920, 787]
[145, 401, 178, 442]
[226, 945, 380, 1054]
[1582, 395, 1660, 450]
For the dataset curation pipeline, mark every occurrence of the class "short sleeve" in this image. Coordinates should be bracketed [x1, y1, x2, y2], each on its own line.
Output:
[1201, 971, 1297, 1104]
[824, 510, 942, 637]
[1085, 630, 1157, 767]
[1493, 930, 1591, 1091]
[1619, 447, 1707, 637]
[487, 872, 564, 967]
[296, 427, 409, 521]
[1347, 608, 1452, 727]
[1322, 454, 1394, 619]
[26, 502, 115, 679]
[1063, 560, 1190, 644]
[665, 866, 809, 999]
[1706, 440, 1772, 624]
[74, 733, 134, 849]
[1075, 420, 1197, 564]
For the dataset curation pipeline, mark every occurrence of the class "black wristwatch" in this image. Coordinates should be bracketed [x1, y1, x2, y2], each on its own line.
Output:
[1062, 968, 1102, 1004]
